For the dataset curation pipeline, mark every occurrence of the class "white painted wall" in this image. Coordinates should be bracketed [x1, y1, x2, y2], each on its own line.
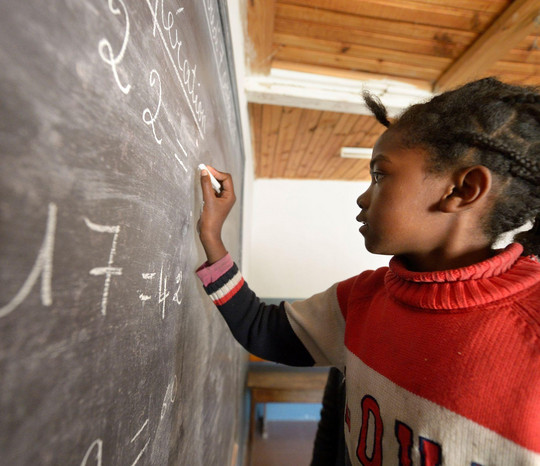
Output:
[245, 179, 390, 299]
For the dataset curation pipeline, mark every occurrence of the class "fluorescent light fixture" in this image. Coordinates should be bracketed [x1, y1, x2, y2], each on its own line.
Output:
[340, 147, 372, 159]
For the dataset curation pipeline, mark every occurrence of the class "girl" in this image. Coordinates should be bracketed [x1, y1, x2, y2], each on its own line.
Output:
[197, 78, 540, 465]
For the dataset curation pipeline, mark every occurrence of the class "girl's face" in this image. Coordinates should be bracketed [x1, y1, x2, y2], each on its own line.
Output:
[356, 129, 455, 263]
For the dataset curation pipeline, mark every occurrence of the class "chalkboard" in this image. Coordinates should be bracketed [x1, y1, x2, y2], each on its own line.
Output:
[0, 1, 246, 464]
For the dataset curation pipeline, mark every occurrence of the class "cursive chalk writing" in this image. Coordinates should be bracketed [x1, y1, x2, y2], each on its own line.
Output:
[142, 69, 163, 145]
[146, 0, 207, 137]
[98, 0, 132, 94]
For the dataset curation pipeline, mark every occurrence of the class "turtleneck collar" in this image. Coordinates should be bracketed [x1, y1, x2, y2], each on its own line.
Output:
[385, 243, 540, 311]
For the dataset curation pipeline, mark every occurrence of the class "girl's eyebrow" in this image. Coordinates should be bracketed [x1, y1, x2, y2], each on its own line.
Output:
[369, 154, 392, 170]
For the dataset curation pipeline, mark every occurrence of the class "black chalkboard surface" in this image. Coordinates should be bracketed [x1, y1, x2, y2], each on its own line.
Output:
[0, 1, 246, 464]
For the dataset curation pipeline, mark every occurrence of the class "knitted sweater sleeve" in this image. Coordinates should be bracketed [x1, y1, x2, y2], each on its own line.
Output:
[196, 255, 348, 368]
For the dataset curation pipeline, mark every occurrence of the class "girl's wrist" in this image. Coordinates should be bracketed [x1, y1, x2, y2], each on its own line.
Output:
[200, 234, 227, 264]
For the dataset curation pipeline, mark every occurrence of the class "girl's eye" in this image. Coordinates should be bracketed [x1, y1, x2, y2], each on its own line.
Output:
[370, 171, 383, 183]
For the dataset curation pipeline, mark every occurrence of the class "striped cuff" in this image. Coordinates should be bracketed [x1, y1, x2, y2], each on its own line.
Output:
[198, 261, 245, 306]
[196, 254, 234, 286]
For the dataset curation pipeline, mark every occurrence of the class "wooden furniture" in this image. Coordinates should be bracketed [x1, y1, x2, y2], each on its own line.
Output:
[246, 363, 329, 465]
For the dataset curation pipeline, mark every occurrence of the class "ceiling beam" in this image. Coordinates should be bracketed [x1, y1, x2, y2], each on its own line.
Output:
[247, 0, 275, 75]
[245, 69, 431, 117]
[434, 0, 540, 92]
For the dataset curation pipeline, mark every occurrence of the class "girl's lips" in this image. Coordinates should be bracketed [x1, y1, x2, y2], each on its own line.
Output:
[356, 212, 367, 223]
[357, 213, 368, 233]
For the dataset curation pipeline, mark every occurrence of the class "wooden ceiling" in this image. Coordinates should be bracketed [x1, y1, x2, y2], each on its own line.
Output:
[244, 0, 540, 180]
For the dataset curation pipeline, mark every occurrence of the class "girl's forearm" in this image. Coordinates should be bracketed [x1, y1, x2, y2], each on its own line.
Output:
[198, 166, 236, 264]
[200, 233, 228, 264]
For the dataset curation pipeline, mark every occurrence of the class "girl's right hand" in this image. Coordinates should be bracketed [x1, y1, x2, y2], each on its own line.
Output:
[198, 166, 236, 264]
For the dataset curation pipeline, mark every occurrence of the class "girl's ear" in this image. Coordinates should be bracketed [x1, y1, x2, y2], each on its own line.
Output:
[439, 165, 492, 213]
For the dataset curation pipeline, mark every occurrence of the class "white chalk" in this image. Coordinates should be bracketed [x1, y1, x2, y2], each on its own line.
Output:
[198, 164, 221, 194]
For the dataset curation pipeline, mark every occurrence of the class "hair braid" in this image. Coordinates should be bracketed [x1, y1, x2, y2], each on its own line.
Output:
[456, 131, 540, 185]
[362, 91, 390, 127]
[363, 77, 540, 256]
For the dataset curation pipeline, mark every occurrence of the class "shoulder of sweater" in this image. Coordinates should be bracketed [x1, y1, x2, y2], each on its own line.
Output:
[337, 266, 388, 303]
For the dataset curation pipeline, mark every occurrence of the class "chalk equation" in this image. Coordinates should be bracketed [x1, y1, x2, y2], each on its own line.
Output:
[138, 268, 183, 319]
[0, 203, 184, 320]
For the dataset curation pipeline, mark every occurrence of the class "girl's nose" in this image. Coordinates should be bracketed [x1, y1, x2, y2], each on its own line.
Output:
[357, 189, 369, 209]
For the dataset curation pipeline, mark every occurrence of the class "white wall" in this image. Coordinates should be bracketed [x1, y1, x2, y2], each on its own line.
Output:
[246, 179, 390, 299]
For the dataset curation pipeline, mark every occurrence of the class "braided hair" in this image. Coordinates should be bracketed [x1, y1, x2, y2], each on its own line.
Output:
[363, 78, 540, 256]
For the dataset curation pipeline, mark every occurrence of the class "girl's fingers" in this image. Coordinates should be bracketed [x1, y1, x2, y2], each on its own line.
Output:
[219, 173, 234, 196]
[204, 165, 235, 197]
[200, 170, 216, 201]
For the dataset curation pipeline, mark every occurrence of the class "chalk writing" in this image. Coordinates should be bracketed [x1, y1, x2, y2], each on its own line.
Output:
[0, 203, 56, 319]
[98, 0, 132, 95]
[80, 416, 153, 466]
[137, 266, 182, 316]
[160, 376, 177, 420]
[80, 438, 103, 466]
[142, 69, 163, 145]
[147, 0, 207, 137]
[174, 153, 188, 172]
[130, 418, 149, 443]
[158, 265, 169, 319]
[129, 418, 150, 466]
[176, 138, 188, 158]
[139, 274, 153, 305]
[173, 271, 183, 305]
[84, 218, 122, 316]
[174, 138, 189, 172]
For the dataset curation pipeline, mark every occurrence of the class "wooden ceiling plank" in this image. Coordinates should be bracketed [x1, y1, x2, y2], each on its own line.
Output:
[258, 104, 283, 177]
[300, 111, 344, 177]
[309, 112, 357, 177]
[325, 149, 372, 181]
[271, 106, 304, 177]
[514, 33, 540, 49]
[308, 133, 345, 178]
[321, 115, 381, 179]
[278, 0, 495, 31]
[488, 59, 540, 74]
[504, 48, 540, 64]
[325, 159, 358, 180]
[318, 113, 362, 179]
[249, 103, 263, 175]
[247, 0, 276, 75]
[276, 4, 477, 44]
[275, 45, 441, 81]
[295, 111, 341, 178]
[434, 0, 540, 91]
[398, 0, 509, 14]
[283, 108, 323, 178]
[275, 17, 469, 59]
[273, 32, 452, 70]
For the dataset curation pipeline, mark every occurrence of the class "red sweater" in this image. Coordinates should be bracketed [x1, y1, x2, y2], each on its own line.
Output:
[197, 243, 540, 464]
